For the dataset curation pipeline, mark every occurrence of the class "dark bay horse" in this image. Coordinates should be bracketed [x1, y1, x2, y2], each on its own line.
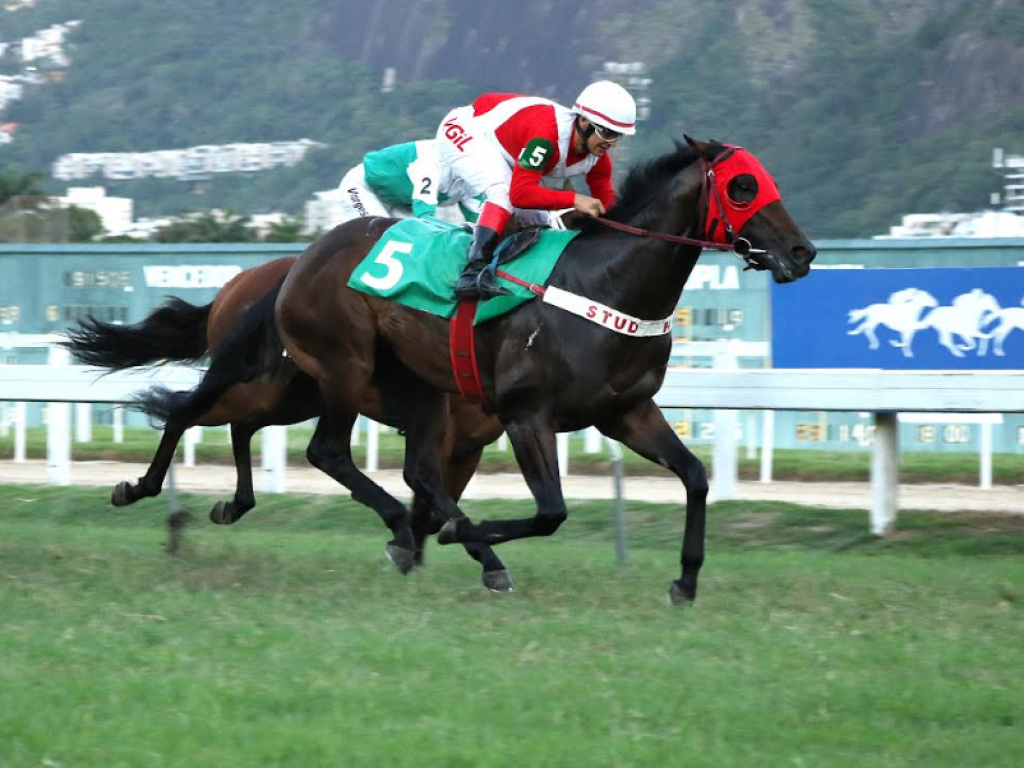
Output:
[145, 138, 815, 603]
[64, 258, 511, 588]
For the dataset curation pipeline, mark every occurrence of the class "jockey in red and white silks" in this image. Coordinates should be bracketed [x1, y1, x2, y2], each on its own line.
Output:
[436, 80, 637, 299]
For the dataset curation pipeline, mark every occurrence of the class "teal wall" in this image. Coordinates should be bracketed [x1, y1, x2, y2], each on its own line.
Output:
[2, 238, 1023, 452]
[0, 243, 298, 334]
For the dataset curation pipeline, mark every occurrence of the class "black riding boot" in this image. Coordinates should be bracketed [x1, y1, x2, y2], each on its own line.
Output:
[454, 226, 511, 299]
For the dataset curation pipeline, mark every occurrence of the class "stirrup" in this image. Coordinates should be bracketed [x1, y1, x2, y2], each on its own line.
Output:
[475, 269, 511, 298]
[454, 281, 483, 300]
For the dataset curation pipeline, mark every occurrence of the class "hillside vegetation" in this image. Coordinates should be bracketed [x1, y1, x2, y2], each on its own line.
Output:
[1, 0, 1022, 236]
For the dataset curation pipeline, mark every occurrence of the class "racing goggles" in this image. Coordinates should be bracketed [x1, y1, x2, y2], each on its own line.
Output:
[592, 124, 623, 143]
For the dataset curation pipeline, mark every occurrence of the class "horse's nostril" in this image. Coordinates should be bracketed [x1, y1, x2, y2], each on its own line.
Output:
[792, 245, 816, 264]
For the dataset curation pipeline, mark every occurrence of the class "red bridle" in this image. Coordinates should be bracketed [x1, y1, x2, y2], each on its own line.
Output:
[590, 145, 779, 270]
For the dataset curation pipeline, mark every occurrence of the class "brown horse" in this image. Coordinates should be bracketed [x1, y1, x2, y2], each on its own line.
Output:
[140, 138, 816, 602]
[63, 257, 512, 588]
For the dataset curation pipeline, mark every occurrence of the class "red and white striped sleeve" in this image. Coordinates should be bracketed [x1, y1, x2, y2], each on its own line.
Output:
[493, 104, 577, 211]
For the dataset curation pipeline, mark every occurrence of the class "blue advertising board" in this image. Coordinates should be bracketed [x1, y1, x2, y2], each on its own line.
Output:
[772, 267, 1024, 369]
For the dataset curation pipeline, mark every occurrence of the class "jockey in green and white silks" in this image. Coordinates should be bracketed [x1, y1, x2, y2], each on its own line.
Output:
[336, 139, 485, 223]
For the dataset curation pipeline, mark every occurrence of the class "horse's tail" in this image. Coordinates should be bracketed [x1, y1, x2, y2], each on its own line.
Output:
[133, 280, 285, 425]
[62, 297, 211, 370]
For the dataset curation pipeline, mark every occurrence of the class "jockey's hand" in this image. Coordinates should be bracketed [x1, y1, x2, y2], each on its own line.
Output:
[573, 194, 606, 217]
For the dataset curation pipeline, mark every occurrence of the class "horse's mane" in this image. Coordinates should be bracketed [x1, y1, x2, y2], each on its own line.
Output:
[576, 140, 717, 235]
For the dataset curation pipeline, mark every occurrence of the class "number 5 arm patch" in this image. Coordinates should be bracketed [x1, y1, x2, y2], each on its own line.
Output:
[518, 137, 555, 171]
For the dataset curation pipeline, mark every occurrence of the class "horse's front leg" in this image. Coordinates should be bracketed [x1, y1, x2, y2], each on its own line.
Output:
[975, 331, 990, 356]
[438, 414, 567, 546]
[410, 445, 481, 560]
[892, 328, 918, 357]
[398, 388, 512, 592]
[597, 398, 708, 605]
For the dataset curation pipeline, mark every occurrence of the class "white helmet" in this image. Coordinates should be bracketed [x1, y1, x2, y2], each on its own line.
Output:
[572, 80, 637, 136]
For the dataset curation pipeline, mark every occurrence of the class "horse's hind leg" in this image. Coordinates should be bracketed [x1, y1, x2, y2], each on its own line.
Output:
[209, 372, 322, 525]
[864, 324, 880, 350]
[111, 419, 187, 506]
[209, 422, 257, 525]
[937, 330, 965, 357]
[994, 325, 1012, 356]
[305, 405, 417, 574]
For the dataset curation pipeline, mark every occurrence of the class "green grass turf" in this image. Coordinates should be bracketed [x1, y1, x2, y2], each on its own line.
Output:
[1, 485, 1022, 767]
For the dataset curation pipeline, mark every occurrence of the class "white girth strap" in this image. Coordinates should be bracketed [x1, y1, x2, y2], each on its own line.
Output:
[542, 286, 674, 337]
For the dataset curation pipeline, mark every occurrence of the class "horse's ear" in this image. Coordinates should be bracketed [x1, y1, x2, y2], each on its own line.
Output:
[684, 134, 710, 155]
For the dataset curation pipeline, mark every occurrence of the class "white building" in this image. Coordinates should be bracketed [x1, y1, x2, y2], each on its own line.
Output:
[878, 210, 1024, 239]
[51, 139, 326, 182]
[56, 187, 133, 236]
[0, 76, 24, 111]
[881, 213, 973, 238]
[303, 189, 347, 235]
[249, 212, 290, 238]
[951, 210, 1024, 237]
[993, 149, 1024, 214]
[16, 21, 80, 67]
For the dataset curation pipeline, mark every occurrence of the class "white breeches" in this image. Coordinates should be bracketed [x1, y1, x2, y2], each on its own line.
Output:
[336, 164, 393, 220]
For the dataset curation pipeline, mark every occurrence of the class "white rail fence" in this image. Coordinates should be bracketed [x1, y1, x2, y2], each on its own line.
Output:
[3, 347, 1024, 534]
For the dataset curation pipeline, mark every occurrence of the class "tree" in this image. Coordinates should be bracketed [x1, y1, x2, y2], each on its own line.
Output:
[0, 168, 48, 208]
[152, 210, 257, 242]
[67, 206, 104, 242]
[262, 216, 313, 242]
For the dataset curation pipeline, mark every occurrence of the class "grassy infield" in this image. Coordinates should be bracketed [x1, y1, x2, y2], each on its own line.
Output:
[1, 476, 1023, 767]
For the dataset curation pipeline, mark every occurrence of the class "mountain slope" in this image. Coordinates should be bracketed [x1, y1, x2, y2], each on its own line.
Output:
[1, 0, 1021, 236]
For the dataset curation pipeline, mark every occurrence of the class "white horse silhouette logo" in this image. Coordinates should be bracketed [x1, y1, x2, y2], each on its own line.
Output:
[988, 294, 1024, 356]
[847, 287, 1007, 358]
[917, 288, 1001, 357]
[846, 287, 937, 357]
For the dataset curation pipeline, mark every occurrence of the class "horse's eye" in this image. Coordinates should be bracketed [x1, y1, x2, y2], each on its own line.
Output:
[727, 174, 758, 205]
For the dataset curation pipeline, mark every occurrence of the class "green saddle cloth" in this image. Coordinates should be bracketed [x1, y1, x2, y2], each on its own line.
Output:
[347, 217, 579, 325]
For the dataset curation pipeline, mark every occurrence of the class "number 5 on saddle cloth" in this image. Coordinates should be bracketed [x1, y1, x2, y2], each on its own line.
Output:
[347, 216, 579, 325]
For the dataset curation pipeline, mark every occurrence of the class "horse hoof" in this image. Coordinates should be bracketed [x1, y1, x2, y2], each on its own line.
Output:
[482, 569, 514, 593]
[209, 501, 233, 525]
[668, 581, 696, 606]
[111, 481, 134, 507]
[437, 519, 468, 546]
[385, 544, 416, 575]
